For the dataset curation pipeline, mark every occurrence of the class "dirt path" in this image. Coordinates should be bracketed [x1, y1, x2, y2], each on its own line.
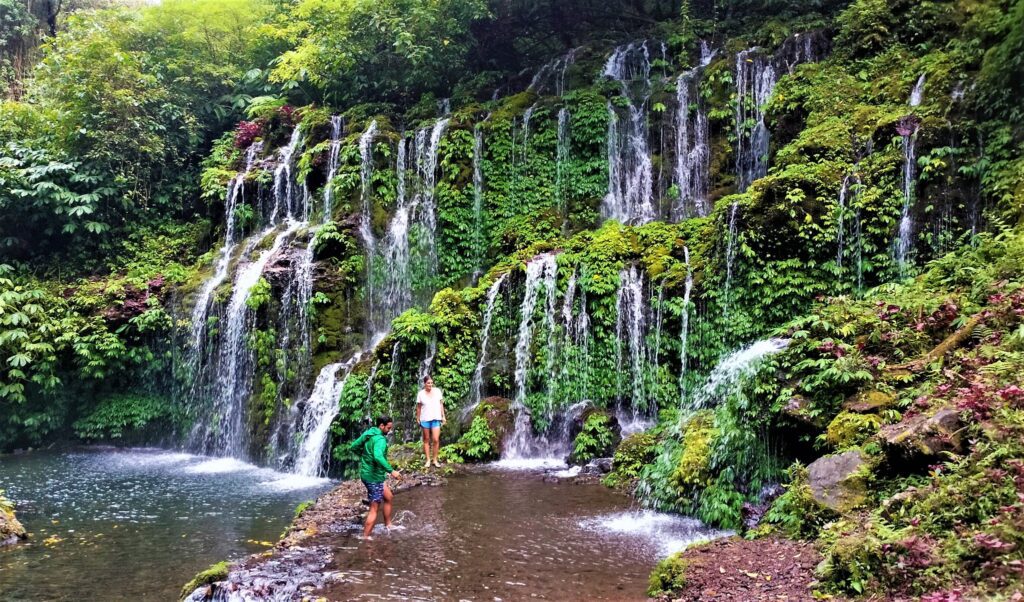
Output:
[666, 536, 841, 602]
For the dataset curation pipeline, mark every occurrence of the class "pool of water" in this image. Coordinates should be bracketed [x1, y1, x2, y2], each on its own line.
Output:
[0, 448, 333, 601]
[316, 469, 727, 601]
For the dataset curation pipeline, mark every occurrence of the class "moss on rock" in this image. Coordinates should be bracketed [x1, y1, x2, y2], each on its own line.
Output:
[179, 560, 230, 601]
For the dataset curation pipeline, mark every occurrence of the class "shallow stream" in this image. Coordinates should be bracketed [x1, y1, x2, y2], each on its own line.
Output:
[0, 449, 725, 601]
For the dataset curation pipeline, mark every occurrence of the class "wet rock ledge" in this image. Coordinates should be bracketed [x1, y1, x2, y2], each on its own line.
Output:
[181, 471, 445, 601]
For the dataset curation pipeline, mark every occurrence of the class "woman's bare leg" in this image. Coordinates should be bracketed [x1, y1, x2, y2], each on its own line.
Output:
[431, 426, 441, 465]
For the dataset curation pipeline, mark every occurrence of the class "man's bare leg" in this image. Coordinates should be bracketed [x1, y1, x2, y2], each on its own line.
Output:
[382, 484, 394, 529]
[362, 501, 379, 539]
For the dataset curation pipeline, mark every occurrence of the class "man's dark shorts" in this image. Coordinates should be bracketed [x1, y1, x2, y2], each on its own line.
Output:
[362, 479, 385, 503]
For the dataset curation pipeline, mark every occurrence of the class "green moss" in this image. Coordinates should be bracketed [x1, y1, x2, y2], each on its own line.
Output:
[179, 561, 230, 601]
[764, 464, 838, 539]
[603, 431, 658, 489]
[824, 411, 882, 450]
[672, 411, 717, 489]
[647, 551, 688, 597]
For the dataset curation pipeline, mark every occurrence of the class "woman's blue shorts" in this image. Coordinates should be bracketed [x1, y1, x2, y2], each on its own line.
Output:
[420, 419, 442, 429]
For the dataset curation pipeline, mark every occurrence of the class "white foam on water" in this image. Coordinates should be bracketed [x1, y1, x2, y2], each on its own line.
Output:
[582, 510, 731, 557]
[260, 474, 331, 492]
[185, 457, 258, 474]
[95, 450, 198, 469]
[552, 466, 582, 478]
[490, 458, 567, 471]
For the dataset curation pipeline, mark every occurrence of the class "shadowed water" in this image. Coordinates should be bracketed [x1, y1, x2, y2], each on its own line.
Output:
[316, 471, 724, 601]
[0, 448, 333, 601]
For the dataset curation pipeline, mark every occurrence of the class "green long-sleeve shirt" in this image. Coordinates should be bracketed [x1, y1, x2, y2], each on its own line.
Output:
[348, 426, 394, 483]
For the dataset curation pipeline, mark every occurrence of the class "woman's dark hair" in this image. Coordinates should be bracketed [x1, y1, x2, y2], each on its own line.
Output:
[423, 374, 433, 383]
[376, 414, 393, 427]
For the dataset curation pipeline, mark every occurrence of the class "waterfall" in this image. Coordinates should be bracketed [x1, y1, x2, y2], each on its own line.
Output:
[602, 42, 656, 225]
[734, 47, 777, 192]
[506, 254, 558, 459]
[522, 103, 537, 157]
[909, 73, 926, 108]
[271, 128, 305, 222]
[615, 265, 649, 432]
[359, 119, 378, 262]
[723, 201, 741, 318]
[378, 137, 412, 335]
[209, 221, 302, 456]
[556, 108, 571, 218]
[291, 355, 360, 477]
[678, 247, 693, 405]
[527, 48, 577, 97]
[673, 42, 716, 220]
[690, 339, 788, 410]
[467, 273, 508, 414]
[187, 142, 264, 364]
[322, 115, 343, 219]
[836, 175, 850, 268]
[365, 359, 381, 421]
[439, 98, 451, 116]
[472, 125, 485, 276]
[414, 118, 449, 282]
[895, 75, 925, 276]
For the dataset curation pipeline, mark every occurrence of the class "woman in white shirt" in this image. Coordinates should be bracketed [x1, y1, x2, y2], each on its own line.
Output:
[416, 374, 446, 468]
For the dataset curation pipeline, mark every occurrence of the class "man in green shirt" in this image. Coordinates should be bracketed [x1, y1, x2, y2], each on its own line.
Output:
[348, 415, 401, 539]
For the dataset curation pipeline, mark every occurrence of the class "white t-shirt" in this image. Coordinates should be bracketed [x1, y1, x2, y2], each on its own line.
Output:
[417, 387, 445, 422]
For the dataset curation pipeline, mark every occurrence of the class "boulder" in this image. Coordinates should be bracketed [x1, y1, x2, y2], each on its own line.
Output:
[879, 407, 964, 463]
[806, 450, 868, 513]
[0, 503, 27, 547]
[474, 396, 514, 452]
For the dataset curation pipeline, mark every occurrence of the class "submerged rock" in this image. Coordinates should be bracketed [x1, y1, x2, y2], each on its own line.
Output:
[806, 450, 868, 513]
[879, 407, 963, 462]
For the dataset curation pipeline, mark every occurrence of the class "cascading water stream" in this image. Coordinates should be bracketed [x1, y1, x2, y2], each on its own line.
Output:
[689, 338, 789, 411]
[678, 247, 693, 405]
[602, 42, 656, 225]
[187, 141, 264, 365]
[506, 254, 558, 459]
[673, 41, 716, 220]
[471, 125, 485, 278]
[467, 273, 508, 415]
[556, 108, 571, 220]
[291, 354, 361, 477]
[322, 115, 343, 219]
[895, 74, 925, 276]
[614, 265, 650, 433]
[209, 221, 303, 456]
[734, 47, 777, 193]
[272, 128, 305, 223]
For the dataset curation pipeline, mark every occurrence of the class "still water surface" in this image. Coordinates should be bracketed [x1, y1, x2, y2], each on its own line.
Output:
[0, 448, 332, 601]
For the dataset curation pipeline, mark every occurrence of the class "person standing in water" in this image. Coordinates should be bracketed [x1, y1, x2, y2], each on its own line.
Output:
[348, 415, 401, 539]
[416, 375, 446, 468]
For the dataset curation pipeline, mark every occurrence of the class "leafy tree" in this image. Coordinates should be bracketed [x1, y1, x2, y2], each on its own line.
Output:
[266, 0, 489, 106]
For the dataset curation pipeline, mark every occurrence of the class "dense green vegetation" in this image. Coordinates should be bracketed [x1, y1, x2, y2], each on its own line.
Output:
[0, 0, 1022, 597]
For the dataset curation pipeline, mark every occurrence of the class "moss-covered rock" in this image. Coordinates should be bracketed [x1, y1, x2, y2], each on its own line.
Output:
[825, 411, 882, 450]
[806, 450, 869, 513]
[879, 407, 964, 464]
[179, 560, 230, 601]
[603, 431, 658, 489]
[0, 489, 26, 547]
